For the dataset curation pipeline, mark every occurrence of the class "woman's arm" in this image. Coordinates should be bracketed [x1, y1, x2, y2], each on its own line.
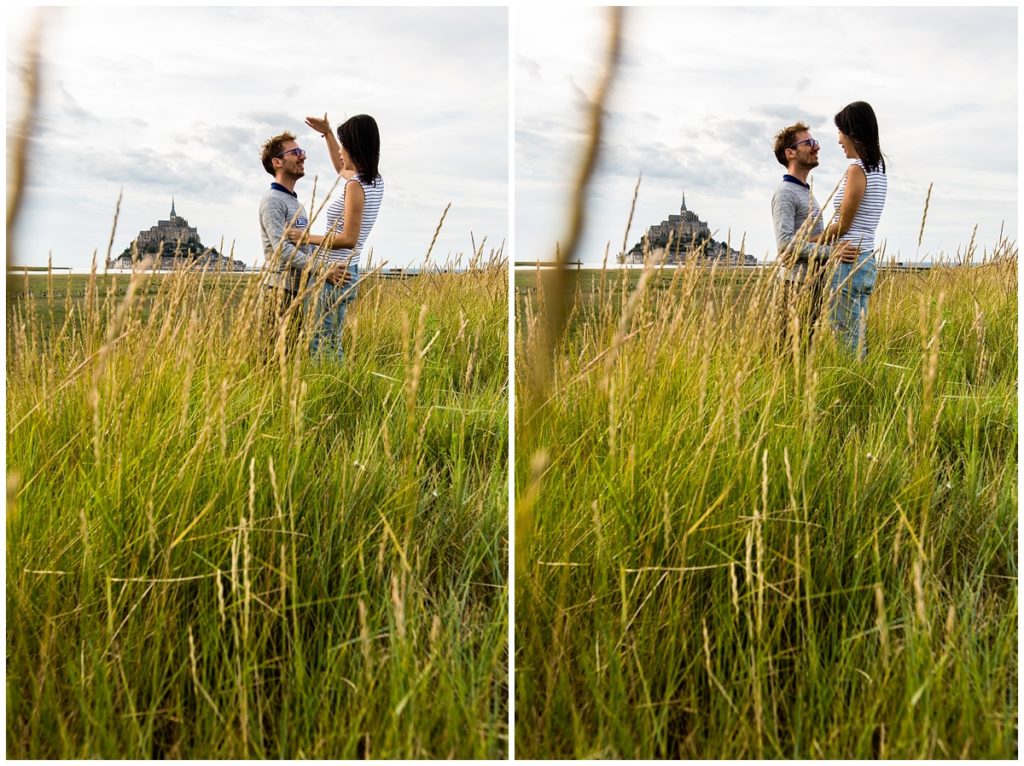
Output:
[305, 113, 346, 176]
[325, 180, 364, 250]
[285, 179, 364, 250]
[817, 163, 866, 243]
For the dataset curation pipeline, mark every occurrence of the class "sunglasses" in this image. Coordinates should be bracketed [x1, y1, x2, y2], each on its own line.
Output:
[277, 147, 307, 159]
[789, 138, 820, 150]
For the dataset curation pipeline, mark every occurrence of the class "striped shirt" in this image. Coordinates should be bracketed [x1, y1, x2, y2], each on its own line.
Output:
[834, 159, 886, 253]
[323, 174, 383, 267]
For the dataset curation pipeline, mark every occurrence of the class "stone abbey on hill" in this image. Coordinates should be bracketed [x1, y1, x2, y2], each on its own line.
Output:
[625, 192, 755, 266]
[108, 200, 246, 271]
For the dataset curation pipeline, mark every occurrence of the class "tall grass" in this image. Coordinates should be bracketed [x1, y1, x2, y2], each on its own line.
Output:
[7, 253, 509, 758]
[514, 244, 1017, 758]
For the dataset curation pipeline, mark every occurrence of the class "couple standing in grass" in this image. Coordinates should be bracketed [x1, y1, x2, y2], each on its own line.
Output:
[257, 113, 384, 360]
[771, 101, 887, 359]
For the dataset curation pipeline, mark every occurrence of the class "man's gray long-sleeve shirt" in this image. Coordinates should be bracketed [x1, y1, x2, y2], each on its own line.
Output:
[771, 175, 834, 283]
[259, 184, 312, 293]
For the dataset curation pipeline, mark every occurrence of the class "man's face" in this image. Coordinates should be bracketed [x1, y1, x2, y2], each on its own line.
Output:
[274, 140, 306, 180]
[788, 130, 820, 170]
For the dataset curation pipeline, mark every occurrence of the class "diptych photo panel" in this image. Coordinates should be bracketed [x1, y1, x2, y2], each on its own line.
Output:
[6, 4, 1018, 763]
[513, 4, 1016, 761]
[7, 6, 508, 760]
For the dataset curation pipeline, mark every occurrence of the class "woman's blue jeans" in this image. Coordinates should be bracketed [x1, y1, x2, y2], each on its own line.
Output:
[308, 265, 358, 362]
[830, 249, 877, 360]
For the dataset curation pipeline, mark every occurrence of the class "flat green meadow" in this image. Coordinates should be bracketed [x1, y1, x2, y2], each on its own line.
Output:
[515, 254, 1017, 758]
[7, 264, 508, 758]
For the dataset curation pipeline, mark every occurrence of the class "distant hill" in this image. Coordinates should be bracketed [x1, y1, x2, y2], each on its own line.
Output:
[108, 199, 247, 271]
[624, 191, 756, 266]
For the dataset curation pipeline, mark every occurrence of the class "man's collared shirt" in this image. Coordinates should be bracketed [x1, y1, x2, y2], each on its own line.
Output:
[771, 174, 827, 283]
[270, 181, 297, 198]
[782, 174, 810, 189]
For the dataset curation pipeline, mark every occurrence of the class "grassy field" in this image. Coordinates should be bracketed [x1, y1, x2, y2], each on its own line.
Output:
[7, 263, 508, 758]
[515, 252, 1017, 758]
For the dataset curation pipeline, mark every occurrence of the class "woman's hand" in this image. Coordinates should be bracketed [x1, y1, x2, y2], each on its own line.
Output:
[832, 241, 857, 263]
[305, 113, 331, 137]
[285, 227, 306, 243]
[325, 264, 351, 286]
[306, 113, 345, 174]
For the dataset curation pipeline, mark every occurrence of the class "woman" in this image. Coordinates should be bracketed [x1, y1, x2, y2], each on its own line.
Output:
[287, 113, 383, 360]
[816, 101, 887, 359]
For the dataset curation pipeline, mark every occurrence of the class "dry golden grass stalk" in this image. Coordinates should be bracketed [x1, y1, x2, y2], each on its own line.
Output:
[618, 174, 642, 263]
[6, 11, 47, 268]
[917, 181, 933, 250]
[425, 202, 452, 264]
[530, 6, 625, 401]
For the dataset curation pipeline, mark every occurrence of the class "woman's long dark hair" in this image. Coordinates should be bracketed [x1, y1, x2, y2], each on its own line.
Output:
[834, 101, 885, 173]
[337, 114, 381, 186]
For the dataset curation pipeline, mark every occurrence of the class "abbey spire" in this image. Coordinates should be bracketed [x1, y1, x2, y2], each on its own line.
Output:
[107, 200, 245, 271]
[623, 190, 754, 266]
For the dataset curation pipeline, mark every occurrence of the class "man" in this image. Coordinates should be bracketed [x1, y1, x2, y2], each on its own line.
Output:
[258, 131, 313, 305]
[770, 122, 852, 345]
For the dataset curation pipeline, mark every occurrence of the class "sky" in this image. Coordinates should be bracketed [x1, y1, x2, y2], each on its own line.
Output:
[515, 6, 1018, 265]
[6, 6, 508, 271]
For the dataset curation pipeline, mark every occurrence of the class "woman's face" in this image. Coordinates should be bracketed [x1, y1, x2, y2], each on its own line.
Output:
[838, 130, 857, 159]
[339, 143, 353, 172]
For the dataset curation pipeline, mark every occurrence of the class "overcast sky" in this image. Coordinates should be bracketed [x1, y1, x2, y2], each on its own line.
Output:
[515, 6, 1018, 265]
[7, 7, 508, 271]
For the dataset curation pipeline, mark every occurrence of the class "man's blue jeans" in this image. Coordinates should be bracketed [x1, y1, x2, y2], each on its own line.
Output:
[308, 265, 359, 362]
[830, 250, 877, 360]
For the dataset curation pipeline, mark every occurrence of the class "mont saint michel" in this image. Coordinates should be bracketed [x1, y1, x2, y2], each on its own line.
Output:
[625, 192, 755, 266]
[108, 200, 246, 271]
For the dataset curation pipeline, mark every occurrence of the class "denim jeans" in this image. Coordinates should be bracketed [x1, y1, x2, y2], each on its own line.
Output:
[830, 249, 877, 359]
[308, 265, 359, 362]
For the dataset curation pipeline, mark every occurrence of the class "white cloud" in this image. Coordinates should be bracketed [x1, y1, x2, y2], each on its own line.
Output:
[515, 6, 1017, 264]
[7, 6, 508, 269]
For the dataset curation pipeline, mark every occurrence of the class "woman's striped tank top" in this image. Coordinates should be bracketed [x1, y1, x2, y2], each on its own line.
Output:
[323, 174, 384, 267]
[834, 159, 886, 253]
